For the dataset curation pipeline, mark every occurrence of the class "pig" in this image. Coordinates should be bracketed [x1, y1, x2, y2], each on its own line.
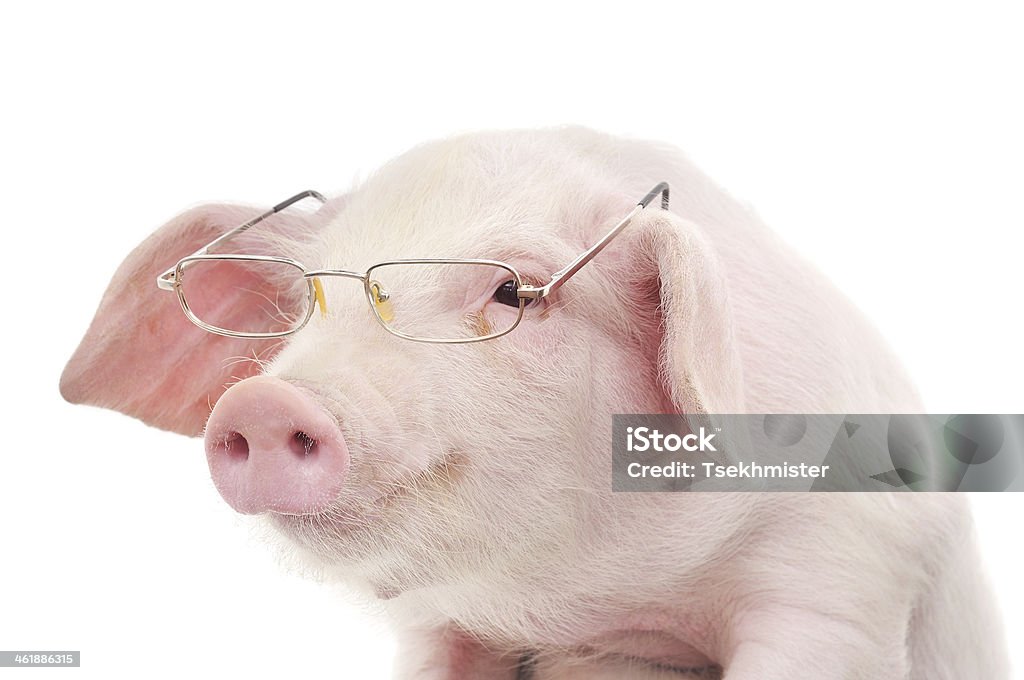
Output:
[61, 127, 1007, 679]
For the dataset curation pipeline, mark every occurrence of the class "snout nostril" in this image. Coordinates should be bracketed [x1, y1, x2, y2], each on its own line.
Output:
[220, 432, 249, 461]
[290, 431, 318, 458]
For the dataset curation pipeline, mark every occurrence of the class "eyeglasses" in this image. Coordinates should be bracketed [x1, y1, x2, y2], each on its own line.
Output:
[157, 182, 670, 343]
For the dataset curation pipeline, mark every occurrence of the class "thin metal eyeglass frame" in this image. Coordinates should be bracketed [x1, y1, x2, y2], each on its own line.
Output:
[156, 182, 670, 343]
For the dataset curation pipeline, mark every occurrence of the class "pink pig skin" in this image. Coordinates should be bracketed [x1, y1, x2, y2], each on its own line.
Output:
[61, 128, 1007, 679]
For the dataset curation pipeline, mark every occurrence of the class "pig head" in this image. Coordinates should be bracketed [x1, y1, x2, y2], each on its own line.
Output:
[61, 128, 1006, 679]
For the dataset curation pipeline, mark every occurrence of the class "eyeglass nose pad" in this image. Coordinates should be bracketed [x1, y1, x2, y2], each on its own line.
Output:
[312, 277, 329, 318]
[369, 281, 395, 323]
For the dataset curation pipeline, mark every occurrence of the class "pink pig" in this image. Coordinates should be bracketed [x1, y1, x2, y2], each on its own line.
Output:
[61, 127, 1007, 679]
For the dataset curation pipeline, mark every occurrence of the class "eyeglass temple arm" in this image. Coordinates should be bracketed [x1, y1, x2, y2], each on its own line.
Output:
[518, 182, 670, 300]
[156, 190, 327, 290]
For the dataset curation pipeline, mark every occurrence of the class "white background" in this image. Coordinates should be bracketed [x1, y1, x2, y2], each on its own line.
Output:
[2, 1, 1021, 678]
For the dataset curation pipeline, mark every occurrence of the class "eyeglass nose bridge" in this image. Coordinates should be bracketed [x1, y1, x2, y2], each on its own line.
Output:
[303, 269, 368, 281]
[301, 269, 395, 322]
[300, 269, 369, 319]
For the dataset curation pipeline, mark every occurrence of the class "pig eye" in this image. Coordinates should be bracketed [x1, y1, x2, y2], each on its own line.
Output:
[493, 280, 525, 308]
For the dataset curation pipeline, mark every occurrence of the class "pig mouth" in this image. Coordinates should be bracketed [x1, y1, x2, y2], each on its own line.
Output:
[267, 449, 468, 540]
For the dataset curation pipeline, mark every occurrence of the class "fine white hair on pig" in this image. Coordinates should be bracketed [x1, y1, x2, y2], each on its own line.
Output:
[62, 126, 1007, 679]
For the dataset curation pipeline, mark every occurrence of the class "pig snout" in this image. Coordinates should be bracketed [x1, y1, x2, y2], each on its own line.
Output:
[203, 376, 349, 515]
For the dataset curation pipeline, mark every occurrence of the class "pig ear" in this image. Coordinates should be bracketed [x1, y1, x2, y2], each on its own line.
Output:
[631, 209, 746, 414]
[60, 202, 319, 437]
